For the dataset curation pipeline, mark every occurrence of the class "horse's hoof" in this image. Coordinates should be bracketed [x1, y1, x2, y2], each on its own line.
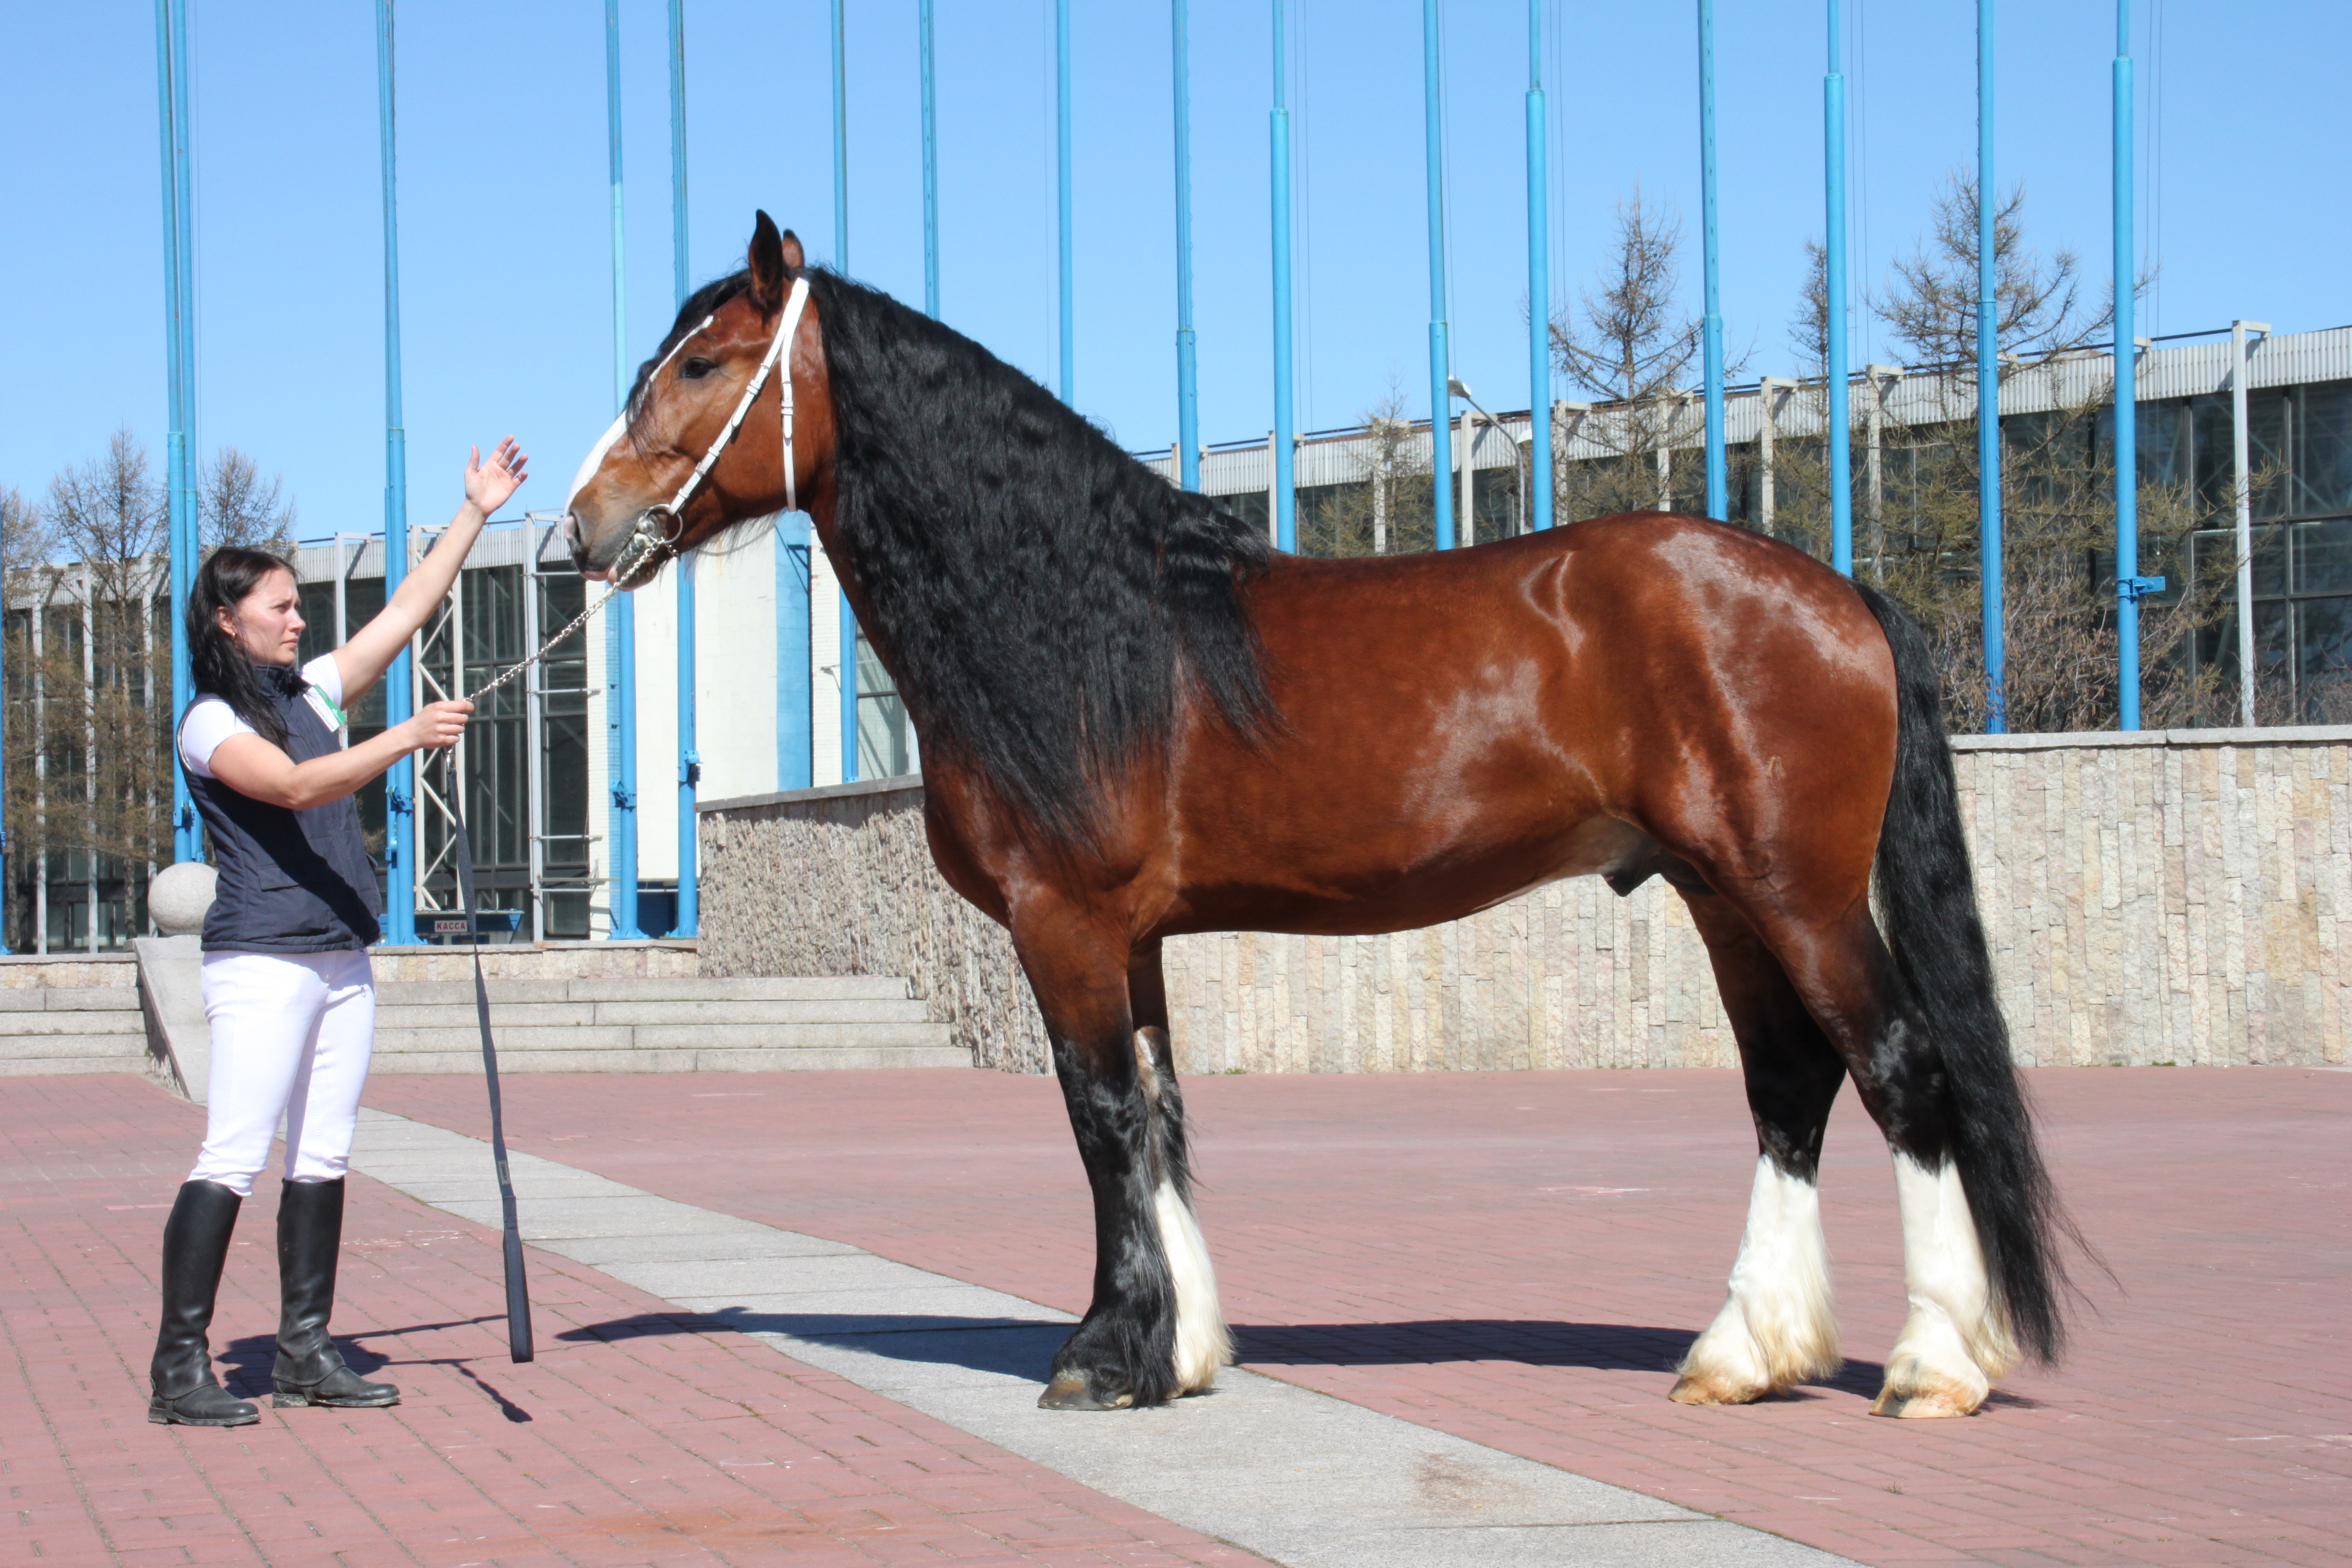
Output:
[1668, 1371, 1766, 1406]
[1870, 1381, 1981, 1419]
[1037, 1376, 1133, 1412]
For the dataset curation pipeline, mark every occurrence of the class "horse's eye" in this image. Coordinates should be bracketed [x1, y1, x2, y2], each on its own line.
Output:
[680, 357, 715, 380]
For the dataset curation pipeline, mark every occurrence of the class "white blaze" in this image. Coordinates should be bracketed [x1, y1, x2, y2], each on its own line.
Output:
[567, 414, 629, 509]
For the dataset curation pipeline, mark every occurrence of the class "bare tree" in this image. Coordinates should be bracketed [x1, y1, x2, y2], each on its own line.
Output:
[1791, 239, 1830, 373]
[1551, 188, 1704, 406]
[1873, 172, 2114, 385]
[8, 432, 175, 946]
[200, 446, 297, 553]
[1298, 383, 1438, 558]
[1754, 184, 2222, 734]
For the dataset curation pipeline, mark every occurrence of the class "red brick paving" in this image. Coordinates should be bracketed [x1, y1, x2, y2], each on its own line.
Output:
[0, 1074, 1264, 1568]
[368, 1065, 2352, 1567]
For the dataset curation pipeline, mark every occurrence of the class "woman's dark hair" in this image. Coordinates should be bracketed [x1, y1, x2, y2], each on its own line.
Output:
[187, 546, 302, 748]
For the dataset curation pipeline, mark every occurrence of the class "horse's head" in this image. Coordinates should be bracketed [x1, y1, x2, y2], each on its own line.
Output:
[564, 210, 826, 585]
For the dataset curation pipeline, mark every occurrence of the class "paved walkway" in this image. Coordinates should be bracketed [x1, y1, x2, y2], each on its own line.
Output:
[365, 1066, 2352, 1567]
[344, 1107, 1845, 1568]
[0, 1076, 1260, 1568]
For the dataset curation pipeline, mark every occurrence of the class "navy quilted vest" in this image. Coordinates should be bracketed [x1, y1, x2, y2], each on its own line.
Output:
[184, 665, 383, 953]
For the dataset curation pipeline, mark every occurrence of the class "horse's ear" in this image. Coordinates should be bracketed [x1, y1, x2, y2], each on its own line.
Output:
[748, 210, 797, 310]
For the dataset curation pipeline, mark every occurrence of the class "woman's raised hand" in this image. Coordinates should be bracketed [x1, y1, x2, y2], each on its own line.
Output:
[405, 699, 474, 752]
[464, 438, 529, 517]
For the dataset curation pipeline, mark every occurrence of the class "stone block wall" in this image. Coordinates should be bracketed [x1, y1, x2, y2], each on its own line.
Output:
[0, 955, 136, 990]
[699, 727, 2351, 1074]
[368, 941, 701, 984]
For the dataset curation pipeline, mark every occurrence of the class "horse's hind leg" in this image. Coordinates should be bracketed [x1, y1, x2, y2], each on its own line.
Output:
[1018, 918, 1227, 1411]
[1743, 901, 2019, 1418]
[1672, 894, 1847, 1405]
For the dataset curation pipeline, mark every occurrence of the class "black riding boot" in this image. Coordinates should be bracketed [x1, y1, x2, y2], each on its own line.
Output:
[148, 1180, 260, 1427]
[272, 1178, 399, 1409]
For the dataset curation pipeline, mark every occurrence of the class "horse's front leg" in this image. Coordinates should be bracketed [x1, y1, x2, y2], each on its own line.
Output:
[1019, 921, 1227, 1410]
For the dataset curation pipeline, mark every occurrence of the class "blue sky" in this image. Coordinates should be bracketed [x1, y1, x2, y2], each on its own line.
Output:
[2, 0, 2345, 545]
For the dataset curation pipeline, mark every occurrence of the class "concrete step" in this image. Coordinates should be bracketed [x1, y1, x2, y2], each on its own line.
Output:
[0, 1011, 154, 1037]
[369, 1044, 972, 1074]
[374, 1021, 955, 1054]
[0, 1032, 150, 1061]
[0, 1051, 153, 1076]
[372, 976, 911, 1006]
[373, 998, 936, 1029]
[0, 986, 145, 1014]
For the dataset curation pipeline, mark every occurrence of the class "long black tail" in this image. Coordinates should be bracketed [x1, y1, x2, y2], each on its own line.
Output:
[1854, 583, 2075, 1364]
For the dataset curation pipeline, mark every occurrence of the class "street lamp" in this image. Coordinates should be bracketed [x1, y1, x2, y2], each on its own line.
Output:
[1448, 377, 1534, 539]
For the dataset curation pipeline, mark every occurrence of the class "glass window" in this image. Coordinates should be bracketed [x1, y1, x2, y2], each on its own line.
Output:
[2292, 381, 2352, 517]
[2190, 393, 2235, 514]
[2250, 390, 2290, 521]
[341, 577, 387, 727]
[2137, 399, 2191, 490]
[2295, 518, 2352, 595]
[855, 626, 912, 780]
[1223, 490, 1270, 539]
[2297, 597, 2352, 723]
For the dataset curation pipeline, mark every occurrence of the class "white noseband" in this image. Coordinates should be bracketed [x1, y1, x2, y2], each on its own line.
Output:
[569, 275, 812, 589]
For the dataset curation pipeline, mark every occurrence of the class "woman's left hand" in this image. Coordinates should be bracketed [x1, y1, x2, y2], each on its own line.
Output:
[465, 438, 530, 516]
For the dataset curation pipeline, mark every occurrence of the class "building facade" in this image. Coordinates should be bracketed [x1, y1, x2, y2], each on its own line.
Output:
[7, 324, 2347, 951]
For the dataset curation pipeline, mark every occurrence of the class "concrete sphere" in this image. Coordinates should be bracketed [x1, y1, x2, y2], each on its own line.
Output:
[148, 862, 219, 936]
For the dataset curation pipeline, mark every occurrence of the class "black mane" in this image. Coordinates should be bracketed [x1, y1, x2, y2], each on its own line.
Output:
[657, 268, 1274, 842]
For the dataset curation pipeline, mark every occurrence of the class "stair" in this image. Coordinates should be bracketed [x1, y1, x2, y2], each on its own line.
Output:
[369, 974, 968, 1073]
[0, 986, 153, 1076]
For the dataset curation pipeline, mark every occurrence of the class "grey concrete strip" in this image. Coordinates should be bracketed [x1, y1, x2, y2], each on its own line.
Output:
[348, 1108, 1856, 1568]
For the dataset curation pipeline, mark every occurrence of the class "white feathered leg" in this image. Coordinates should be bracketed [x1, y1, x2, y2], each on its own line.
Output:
[1135, 1028, 1230, 1395]
[1672, 1156, 1841, 1404]
[1872, 1153, 2016, 1418]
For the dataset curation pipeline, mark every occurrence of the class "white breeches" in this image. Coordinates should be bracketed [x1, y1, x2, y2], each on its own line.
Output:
[188, 949, 376, 1197]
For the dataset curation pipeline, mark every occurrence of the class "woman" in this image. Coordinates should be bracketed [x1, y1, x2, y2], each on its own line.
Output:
[148, 439, 527, 1428]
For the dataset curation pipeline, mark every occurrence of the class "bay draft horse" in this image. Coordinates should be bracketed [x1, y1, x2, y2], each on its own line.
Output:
[565, 212, 2077, 1420]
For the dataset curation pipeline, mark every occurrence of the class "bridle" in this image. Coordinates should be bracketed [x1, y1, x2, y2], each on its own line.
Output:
[572, 274, 814, 590]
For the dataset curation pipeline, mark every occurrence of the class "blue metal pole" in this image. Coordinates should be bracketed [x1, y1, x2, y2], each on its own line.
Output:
[604, 0, 643, 937]
[1057, 0, 1074, 402]
[1978, 0, 2005, 732]
[921, 0, 938, 319]
[832, 0, 848, 267]
[2113, 0, 2145, 731]
[668, 0, 698, 937]
[775, 515, 812, 789]
[1823, 0, 1851, 576]
[1270, 1, 1294, 550]
[1699, 0, 1725, 520]
[377, 0, 417, 943]
[1527, 0, 1552, 531]
[833, 0, 859, 781]
[1422, 0, 1455, 549]
[155, 0, 195, 871]
[669, 2, 689, 305]
[1173, 0, 1199, 492]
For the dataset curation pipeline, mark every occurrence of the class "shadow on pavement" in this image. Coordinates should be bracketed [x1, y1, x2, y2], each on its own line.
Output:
[1238, 1320, 1890, 1398]
[549, 1311, 1891, 1396]
[557, 1312, 1070, 1381]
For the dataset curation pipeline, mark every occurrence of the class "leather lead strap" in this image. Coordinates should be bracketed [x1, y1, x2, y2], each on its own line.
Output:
[446, 769, 534, 1364]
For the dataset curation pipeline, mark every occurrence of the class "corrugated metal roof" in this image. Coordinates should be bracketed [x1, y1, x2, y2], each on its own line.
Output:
[1145, 325, 2352, 500]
